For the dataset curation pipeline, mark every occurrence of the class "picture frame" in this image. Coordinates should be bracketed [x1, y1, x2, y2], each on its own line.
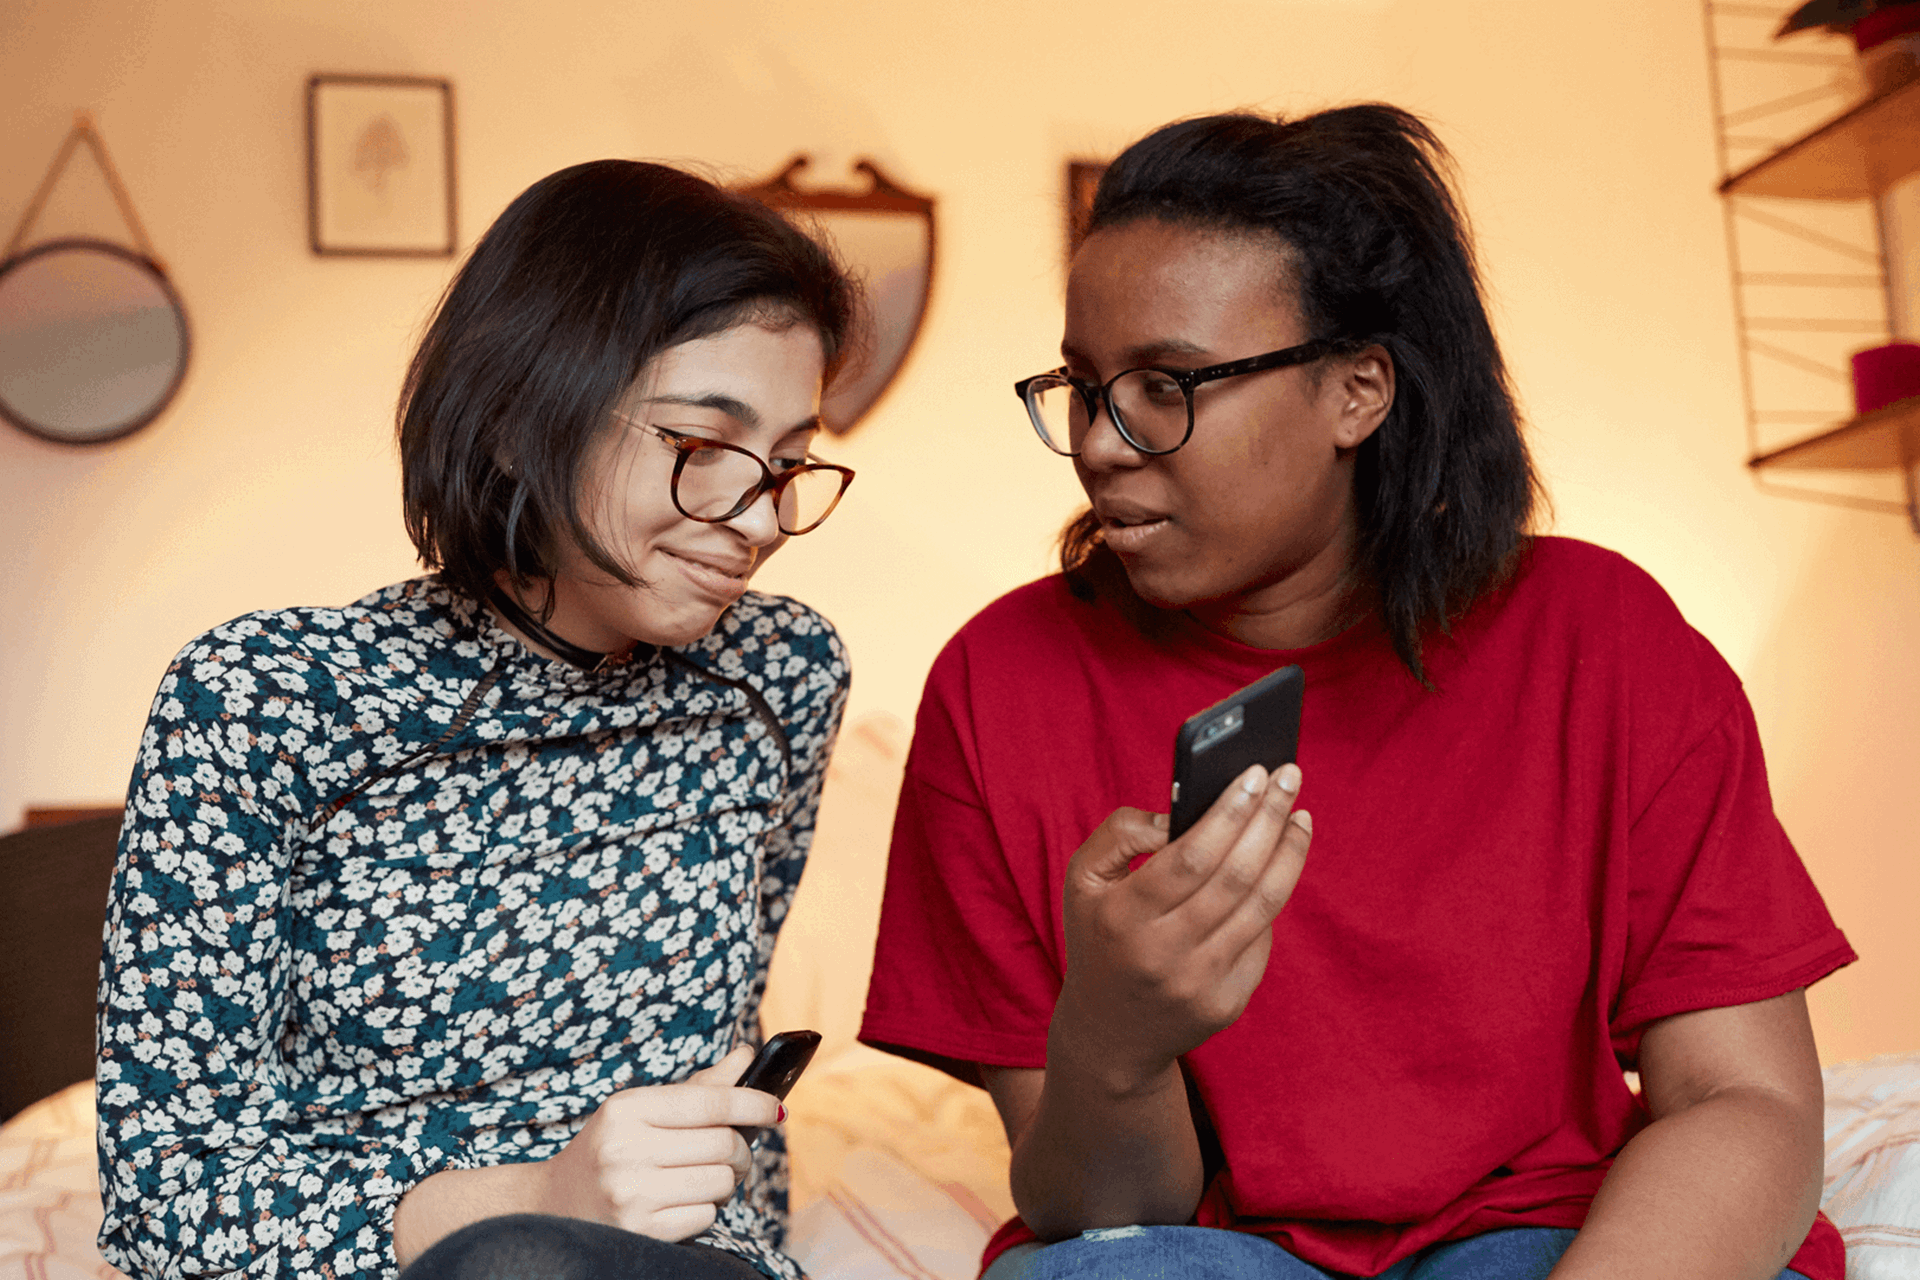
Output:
[307, 74, 456, 257]
[1066, 159, 1108, 260]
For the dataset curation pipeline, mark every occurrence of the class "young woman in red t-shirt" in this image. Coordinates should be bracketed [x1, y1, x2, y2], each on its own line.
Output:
[861, 105, 1852, 1280]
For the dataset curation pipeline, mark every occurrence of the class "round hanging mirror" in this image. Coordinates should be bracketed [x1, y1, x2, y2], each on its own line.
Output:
[0, 238, 191, 445]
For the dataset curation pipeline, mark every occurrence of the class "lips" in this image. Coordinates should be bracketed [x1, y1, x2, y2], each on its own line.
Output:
[661, 547, 754, 597]
[1093, 499, 1172, 555]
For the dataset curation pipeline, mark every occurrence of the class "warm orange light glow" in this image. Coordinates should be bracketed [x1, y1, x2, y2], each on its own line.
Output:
[1, 0, 1913, 1063]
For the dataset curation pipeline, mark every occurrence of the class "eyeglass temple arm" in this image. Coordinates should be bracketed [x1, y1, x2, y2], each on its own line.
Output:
[1182, 339, 1340, 387]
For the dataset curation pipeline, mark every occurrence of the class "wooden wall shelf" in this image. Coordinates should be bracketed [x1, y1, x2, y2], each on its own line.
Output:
[1721, 78, 1920, 201]
[1748, 397, 1920, 471]
[1703, 3, 1920, 535]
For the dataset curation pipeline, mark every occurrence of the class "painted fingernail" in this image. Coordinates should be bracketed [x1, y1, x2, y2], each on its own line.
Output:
[1294, 810, 1313, 833]
[776, 1103, 788, 1123]
[1240, 766, 1266, 795]
[1275, 763, 1301, 794]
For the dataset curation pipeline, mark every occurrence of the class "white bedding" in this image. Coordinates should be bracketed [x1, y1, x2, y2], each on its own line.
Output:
[6, 1052, 1919, 1280]
[0, 1045, 1013, 1280]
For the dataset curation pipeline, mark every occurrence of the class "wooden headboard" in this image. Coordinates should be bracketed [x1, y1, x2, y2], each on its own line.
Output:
[0, 813, 122, 1120]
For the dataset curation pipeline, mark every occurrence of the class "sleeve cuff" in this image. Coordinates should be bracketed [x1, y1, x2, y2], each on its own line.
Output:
[1612, 932, 1857, 1040]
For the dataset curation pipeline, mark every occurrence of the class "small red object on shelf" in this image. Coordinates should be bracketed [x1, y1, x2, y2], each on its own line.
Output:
[1851, 341, 1920, 414]
[1852, 4, 1920, 50]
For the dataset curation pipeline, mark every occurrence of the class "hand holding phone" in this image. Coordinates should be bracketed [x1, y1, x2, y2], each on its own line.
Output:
[1052, 691, 1313, 1090]
[733, 1029, 820, 1143]
[1169, 665, 1304, 839]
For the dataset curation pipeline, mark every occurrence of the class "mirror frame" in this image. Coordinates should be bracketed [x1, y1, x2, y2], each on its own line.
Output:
[0, 237, 192, 447]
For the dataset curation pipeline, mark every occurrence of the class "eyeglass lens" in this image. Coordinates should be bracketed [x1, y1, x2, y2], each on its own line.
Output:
[1028, 369, 1190, 455]
[671, 443, 847, 533]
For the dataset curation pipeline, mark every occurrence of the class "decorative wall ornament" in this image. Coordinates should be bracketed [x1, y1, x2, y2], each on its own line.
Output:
[1066, 160, 1108, 261]
[738, 156, 934, 436]
[0, 112, 190, 446]
[307, 75, 456, 257]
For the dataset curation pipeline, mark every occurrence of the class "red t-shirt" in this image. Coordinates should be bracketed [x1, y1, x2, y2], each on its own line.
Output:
[860, 537, 1853, 1278]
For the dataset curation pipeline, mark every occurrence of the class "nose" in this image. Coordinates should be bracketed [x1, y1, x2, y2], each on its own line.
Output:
[722, 484, 785, 547]
[1074, 390, 1148, 473]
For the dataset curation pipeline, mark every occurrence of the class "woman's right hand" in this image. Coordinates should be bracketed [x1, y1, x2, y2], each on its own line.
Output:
[1050, 763, 1312, 1093]
[534, 1044, 780, 1241]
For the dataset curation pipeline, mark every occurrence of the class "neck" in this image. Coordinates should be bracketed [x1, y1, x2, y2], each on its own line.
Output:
[486, 579, 630, 671]
[1186, 518, 1371, 651]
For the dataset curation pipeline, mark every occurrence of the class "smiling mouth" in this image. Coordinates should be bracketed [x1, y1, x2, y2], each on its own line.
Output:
[662, 548, 753, 591]
[666, 549, 749, 575]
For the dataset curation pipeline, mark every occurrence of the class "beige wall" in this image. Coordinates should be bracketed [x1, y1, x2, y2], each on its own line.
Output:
[3, 0, 1914, 1064]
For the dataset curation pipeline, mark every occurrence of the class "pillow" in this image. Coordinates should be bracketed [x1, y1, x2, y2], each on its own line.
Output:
[762, 712, 912, 1062]
[1822, 1051, 1920, 1279]
[782, 1044, 1012, 1279]
[787, 1148, 998, 1280]
[0, 1079, 124, 1280]
[783, 1043, 1013, 1223]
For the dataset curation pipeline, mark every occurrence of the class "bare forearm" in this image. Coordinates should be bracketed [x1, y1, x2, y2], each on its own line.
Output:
[1551, 1087, 1822, 1280]
[393, 1161, 548, 1269]
[1001, 782, 1309, 1239]
[1010, 1015, 1205, 1239]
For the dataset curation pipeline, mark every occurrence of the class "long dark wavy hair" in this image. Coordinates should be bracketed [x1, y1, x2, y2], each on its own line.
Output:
[399, 160, 856, 608]
[1062, 105, 1540, 684]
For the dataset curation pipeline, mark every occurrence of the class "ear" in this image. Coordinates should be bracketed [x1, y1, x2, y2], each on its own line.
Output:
[1330, 345, 1394, 450]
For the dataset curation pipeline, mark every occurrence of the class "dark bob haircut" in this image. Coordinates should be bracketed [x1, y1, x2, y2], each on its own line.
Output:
[1063, 104, 1540, 684]
[399, 159, 856, 606]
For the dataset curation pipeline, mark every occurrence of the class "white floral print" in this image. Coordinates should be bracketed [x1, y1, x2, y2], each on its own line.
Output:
[95, 578, 847, 1279]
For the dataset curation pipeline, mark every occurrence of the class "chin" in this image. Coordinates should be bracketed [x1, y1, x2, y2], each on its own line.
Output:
[1114, 560, 1205, 612]
[1125, 569, 1278, 629]
[639, 606, 733, 649]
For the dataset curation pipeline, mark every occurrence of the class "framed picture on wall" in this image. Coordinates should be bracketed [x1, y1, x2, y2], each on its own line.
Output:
[1066, 160, 1107, 260]
[307, 74, 456, 257]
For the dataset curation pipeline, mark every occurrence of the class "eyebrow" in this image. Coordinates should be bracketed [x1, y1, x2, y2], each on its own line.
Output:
[1060, 338, 1212, 369]
[640, 392, 761, 428]
[638, 393, 821, 438]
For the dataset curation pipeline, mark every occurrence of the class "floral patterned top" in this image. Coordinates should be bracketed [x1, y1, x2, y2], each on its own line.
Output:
[95, 578, 848, 1280]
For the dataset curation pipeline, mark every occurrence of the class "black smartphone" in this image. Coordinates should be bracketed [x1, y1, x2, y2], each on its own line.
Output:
[733, 1029, 821, 1142]
[1168, 665, 1305, 841]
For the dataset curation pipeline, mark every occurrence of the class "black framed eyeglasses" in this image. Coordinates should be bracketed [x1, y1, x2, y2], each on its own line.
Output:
[628, 422, 855, 535]
[1013, 338, 1340, 457]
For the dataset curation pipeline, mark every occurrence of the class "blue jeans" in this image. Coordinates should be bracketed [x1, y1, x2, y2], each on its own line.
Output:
[399, 1214, 765, 1280]
[981, 1225, 1814, 1280]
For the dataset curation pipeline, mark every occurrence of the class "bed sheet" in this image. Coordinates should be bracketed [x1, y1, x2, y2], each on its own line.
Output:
[5, 1053, 1915, 1280]
[0, 1045, 1011, 1280]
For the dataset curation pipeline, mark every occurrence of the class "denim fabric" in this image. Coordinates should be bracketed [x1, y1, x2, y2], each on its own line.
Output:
[400, 1214, 767, 1280]
[981, 1225, 1815, 1280]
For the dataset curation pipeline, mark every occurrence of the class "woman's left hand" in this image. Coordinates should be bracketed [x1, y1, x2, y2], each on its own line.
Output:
[533, 1044, 778, 1241]
[393, 1044, 778, 1264]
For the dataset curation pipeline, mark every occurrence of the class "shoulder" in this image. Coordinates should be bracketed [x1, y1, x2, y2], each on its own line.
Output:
[1471, 536, 1745, 752]
[690, 592, 849, 736]
[931, 575, 1096, 679]
[1481, 537, 1715, 661]
[158, 577, 455, 714]
[1514, 536, 1680, 610]
[700, 590, 848, 679]
[909, 575, 1137, 749]
[956, 575, 1088, 643]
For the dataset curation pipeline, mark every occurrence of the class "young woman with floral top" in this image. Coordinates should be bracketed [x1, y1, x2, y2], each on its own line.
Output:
[97, 158, 857, 1280]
